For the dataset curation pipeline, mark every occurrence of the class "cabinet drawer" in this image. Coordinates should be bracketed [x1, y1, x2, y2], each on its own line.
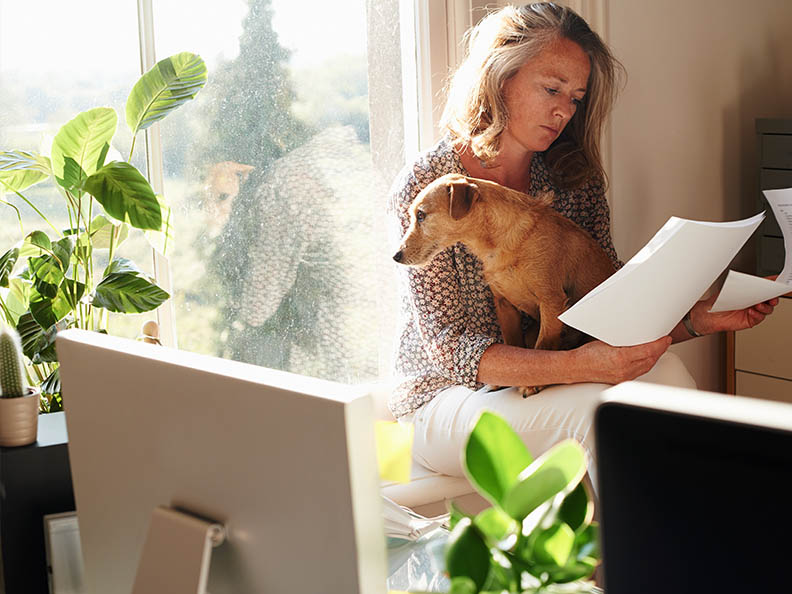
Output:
[758, 236, 786, 277]
[735, 297, 792, 380]
[736, 371, 792, 403]
[762, 134, 792, 169]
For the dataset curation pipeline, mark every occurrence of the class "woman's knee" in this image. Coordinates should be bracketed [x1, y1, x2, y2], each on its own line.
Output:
[639, 351, 697, 389]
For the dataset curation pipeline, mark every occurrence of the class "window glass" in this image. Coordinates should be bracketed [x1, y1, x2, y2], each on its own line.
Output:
[155, 0, 400, 383]
[0, 0, 155, 340]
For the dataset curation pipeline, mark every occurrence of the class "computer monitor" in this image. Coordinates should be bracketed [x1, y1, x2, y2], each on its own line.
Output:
[56, 329, 386, 594]
[596, 381, 792, 594]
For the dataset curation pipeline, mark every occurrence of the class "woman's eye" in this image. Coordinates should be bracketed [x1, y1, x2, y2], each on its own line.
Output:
[416, 210, 426, 223]
[572, 97, 584, 108]
[545, 87, 559, 96]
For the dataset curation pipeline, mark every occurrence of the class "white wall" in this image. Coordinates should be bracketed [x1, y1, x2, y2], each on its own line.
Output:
[607, 0, 792, 391]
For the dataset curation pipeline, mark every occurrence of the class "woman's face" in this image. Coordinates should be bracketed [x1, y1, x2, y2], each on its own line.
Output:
[501, 37, 591, 154]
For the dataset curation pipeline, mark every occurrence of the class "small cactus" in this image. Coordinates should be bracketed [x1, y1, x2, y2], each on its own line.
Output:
[0, 324, 28, 398]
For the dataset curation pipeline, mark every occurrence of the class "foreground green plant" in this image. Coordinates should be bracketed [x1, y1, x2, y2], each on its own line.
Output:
[0, 52, 207, 411]
[445, 412, 599, 594]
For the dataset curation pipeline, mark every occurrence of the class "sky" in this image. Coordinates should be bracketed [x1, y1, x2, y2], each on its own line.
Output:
[0, 0, 367, 76]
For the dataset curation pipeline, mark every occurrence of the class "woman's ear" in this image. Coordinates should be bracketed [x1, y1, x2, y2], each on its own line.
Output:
[448, 180, 480, 220]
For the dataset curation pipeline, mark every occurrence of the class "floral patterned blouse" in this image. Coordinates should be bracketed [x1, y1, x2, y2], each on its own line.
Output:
[386, 137, 621, 418]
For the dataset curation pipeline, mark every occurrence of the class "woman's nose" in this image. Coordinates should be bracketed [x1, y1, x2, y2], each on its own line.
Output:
[553, 100, 575, 121]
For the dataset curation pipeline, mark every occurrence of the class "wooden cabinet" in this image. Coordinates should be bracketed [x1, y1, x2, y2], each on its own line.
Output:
[727, 119, 792, 402]
[731, 296, 792, 402]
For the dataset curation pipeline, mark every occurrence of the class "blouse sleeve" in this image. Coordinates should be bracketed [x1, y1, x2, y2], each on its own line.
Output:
[584, 174, 624, 269]
[387, 165, 498, 389]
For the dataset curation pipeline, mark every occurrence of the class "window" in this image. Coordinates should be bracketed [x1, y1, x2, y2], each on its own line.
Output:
[4, 0, 495, 387]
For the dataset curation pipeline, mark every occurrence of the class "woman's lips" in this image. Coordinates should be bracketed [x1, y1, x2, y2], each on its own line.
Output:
[541, 125, 559, 135]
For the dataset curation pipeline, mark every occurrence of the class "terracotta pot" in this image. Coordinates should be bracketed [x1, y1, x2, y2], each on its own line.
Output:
[0, 388, 40, 447]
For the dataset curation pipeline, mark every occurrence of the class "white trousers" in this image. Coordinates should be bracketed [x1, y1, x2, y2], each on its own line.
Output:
[404, 352, 697, 489]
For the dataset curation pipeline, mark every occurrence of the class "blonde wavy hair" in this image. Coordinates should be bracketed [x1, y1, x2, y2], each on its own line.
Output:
[441, 3, 623, 189]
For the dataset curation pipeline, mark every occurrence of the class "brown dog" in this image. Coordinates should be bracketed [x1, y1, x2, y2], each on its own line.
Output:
[393, 173, 615, 393]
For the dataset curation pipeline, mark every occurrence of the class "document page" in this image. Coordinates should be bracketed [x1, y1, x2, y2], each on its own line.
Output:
[559, 213, 765, 346]
[710, 188, 792, 312]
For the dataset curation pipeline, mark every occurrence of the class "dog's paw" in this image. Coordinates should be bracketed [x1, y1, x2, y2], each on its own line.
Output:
[519, 385, 545, 398]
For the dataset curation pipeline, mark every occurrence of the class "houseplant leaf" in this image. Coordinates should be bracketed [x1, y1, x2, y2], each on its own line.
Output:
[28, 280, 81, 329]
[0, 247, 19, 287]
[502, 439, 587, 521]
[84, 214, 129, 250]
[445, 517, 491, 592]
[126, 52, 208, 135]
[51, 107, 117, 191]
[83, 161, 162, 230]
[474, 506, 519, 547]
[464, 411, 534, 507]
[15, 312, 60, 363]
[0, 150, 51, 192]
[5, 278, 31, 325]
[92, 271, 169, 313]
[29, 255, 64, 299]
[532, 522, 575, 566]
[558, 481, 593, 533]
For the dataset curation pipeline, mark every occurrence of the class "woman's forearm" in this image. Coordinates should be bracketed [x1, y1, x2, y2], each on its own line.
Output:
[476, 343, 579, 386]
[476, 336, 673, 388]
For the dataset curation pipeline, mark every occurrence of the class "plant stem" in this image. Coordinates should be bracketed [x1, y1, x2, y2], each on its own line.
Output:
[0, 198, 24, 235]
[0, 181, 61, 235]
[128, 134, 137, 163]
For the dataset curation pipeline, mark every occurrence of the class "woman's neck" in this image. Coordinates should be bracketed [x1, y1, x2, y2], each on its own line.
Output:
[456, 139, 533, 192]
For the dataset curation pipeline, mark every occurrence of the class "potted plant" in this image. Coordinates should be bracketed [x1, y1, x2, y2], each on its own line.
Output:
[444, 411, 600, 594]
[0, 52, 207, 412]
[0, 324, 40, 447]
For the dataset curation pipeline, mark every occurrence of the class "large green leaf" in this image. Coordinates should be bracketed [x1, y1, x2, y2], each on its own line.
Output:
[83, 161, 162, 230]
[464, 411, 534, 508]
[0, 247, 19, 287]
[16, 312, 61, 363]
[126, 52, 207, 135]
[532, 522, 576, 567]
[473, 507, 519, 546]
[29, 255, 64, 299]
[103, 257, 141, 277]
[84, 214, 129, 250]
[0, 150, 51, 192]
[51, 107, 117, 191]
[92, 271, 169, 313]
[5, 278, 32, 325]
[558, 481, 593, 533]
[502, 440, 587, 521]
[28, 279, 81, 330]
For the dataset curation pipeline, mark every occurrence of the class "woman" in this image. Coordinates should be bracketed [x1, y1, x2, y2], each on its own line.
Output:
[386, 3, 776, 482]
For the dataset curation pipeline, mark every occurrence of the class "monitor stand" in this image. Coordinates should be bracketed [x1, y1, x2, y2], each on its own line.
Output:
[132, 506, 226, 594]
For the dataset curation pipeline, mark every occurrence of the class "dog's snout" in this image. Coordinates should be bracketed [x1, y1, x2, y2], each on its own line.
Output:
[393, 250, 403, 263]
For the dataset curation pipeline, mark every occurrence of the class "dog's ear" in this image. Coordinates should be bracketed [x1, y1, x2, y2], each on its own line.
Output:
[448, 180, 479, 220]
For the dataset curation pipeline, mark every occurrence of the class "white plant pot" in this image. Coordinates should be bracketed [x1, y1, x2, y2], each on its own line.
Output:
[0, 388, 40, 447]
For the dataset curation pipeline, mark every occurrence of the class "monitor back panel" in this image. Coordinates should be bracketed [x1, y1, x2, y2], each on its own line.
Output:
[57, 329, 385, 594]
[596, 398, 792, 594]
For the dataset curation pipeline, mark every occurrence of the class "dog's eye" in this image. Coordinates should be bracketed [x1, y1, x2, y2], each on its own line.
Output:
[416, 210, 426, 223]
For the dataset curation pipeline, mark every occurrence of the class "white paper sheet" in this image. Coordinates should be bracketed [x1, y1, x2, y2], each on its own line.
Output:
[710, 188, 792, 312]
[763, 187, 792, 283]
[710, 270, 791, 312]
[558, 212, 765, 346]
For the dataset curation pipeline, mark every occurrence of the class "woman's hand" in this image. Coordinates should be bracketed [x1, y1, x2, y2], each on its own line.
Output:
[569, 336, 672, 385]
[687, 275, 784, 337]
